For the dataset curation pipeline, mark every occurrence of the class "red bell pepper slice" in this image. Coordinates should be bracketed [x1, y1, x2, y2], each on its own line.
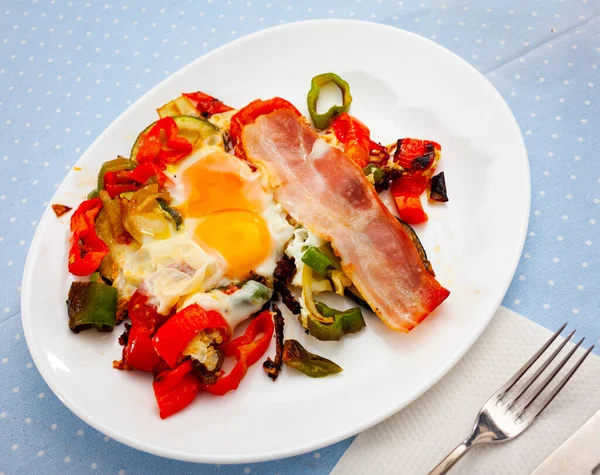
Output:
[393, 138, 441, 171]
[392, 192, 428, 224]
[136, 117, 193, 169]
[128, 290, 170, 333]
[122, 325, 164, 372]
[201, 310, 274, 396]
[183, 91, 233, 117]
[152, 359, 200, 419]
[332, 113, 371, 168]
[390, 139, 442, 224]
[103, 163, 172, 198]
[119, 291, 171, 372]
[152, 304, 230, 368]
[229, 98, 302, 158]
[68, 198, 110, 276]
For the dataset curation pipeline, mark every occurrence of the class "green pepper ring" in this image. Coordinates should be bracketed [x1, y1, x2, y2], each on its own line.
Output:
[307, 72, 353, 130]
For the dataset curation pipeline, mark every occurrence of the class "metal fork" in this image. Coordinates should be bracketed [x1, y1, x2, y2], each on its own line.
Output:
[428, 324, 595, 475]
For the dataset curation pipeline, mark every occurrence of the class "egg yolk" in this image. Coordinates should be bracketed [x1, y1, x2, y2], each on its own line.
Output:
[183, 152, 262, 216]
[194, 210, 271, 279]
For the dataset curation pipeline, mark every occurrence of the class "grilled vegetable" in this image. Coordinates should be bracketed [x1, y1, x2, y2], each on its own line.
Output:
[182, 91, 234, 118]
[121, 185, 172, 244]
[282, 339, 342, 378]
[363, 163, 386, 186]
[332, 113, 371, 168]
[429, 171, 449, 202]
[307, 72, 352, 130]
[201, 310, 274, 395]
[67, 280, 118, 333]
[51, 203, 72, 217]
[157, 198, 183, 230]
[273, 257, 302, 315]
[152, 359, 200, 419]
[300, 265, 365, 340]
[114, 290, 170, 373]
[131, 116, 220, 163]
[152, 304, 230, 368]
[307, 302, 365, 341]
[97, 157, 136, 191]
[396, 218, 435, 276]
[263, 304, 285, 381]
[301, 245, 337, 276]
[68, 198, 109, 277]
[157, 95, 200, 119]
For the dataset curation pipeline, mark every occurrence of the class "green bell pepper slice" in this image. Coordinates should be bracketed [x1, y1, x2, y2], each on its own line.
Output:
[67, 280, 118, 333]
[307, 72, 352, 130]
[306, 301, 366, 341]
[301, 245, 338, 276]
[156, 198, 183, 230]
[282, 339, 342, 378]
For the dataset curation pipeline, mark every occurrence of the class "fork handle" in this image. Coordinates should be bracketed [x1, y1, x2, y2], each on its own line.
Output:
[427, 441, 472, 475]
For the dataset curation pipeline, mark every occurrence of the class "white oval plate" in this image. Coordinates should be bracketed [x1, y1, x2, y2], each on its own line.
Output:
[22, 20, 529, 464]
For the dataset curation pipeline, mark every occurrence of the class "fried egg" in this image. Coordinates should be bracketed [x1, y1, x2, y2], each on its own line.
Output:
[113, 137, 294, 315]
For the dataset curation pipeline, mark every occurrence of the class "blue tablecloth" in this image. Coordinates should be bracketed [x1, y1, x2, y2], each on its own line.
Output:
[1, 1, 599, 473]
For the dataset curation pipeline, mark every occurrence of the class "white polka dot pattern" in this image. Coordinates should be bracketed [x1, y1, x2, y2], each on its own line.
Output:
[0, 0, 599, 474]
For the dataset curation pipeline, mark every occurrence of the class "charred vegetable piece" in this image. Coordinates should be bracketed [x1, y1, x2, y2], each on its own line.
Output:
[282, 339, 342, 378]
[301, 246, 337, 276]
[396, 218, 435, 276]
[182, 91, 234, 117]
[52, 203, 72, 217]
[156, 198, 183, 230]
[306, 302, 366, 341]
[429, 172, 449, 202]
[273, 256, 296, 285]
[307, 72, 352, 130]
[67, 280, 117, 333]
[263, 304, 285, 381]
[343, 286, 371, 309]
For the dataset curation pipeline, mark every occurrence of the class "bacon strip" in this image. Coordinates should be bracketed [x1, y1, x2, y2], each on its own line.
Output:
[242, 109, 449, 332]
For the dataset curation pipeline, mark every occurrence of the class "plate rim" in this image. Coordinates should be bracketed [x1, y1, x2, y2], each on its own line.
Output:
[21, 18, 530, 464]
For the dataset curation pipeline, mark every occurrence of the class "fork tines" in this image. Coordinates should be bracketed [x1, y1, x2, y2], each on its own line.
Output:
[496, 323, 594, 423]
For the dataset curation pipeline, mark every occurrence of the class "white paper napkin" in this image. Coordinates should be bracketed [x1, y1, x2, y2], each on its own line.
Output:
[530, 409, 600, 475]
[331, 307, 600, 475]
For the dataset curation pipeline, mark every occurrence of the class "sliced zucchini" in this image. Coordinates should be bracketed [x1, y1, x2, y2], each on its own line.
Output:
[157, 96, 200, 119]
[396, 217, 435, 276]
[130, 116, 222, 162]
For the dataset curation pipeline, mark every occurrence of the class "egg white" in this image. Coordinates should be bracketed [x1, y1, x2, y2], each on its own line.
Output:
[112, 135, 294, 315]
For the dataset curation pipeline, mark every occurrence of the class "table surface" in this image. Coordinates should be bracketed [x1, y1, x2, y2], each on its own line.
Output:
[1, 0, 599, 474]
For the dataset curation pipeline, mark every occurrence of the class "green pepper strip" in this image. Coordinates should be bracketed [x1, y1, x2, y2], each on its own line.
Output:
[67, 280, 118, 334]
[282, 339, 342, 378]
[306, 301, 366, 341]
[301, 246, 337, 276]
[156, 198, 183, 230]
[307, 73, 353, 130]
[97, 157, 136, 191]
